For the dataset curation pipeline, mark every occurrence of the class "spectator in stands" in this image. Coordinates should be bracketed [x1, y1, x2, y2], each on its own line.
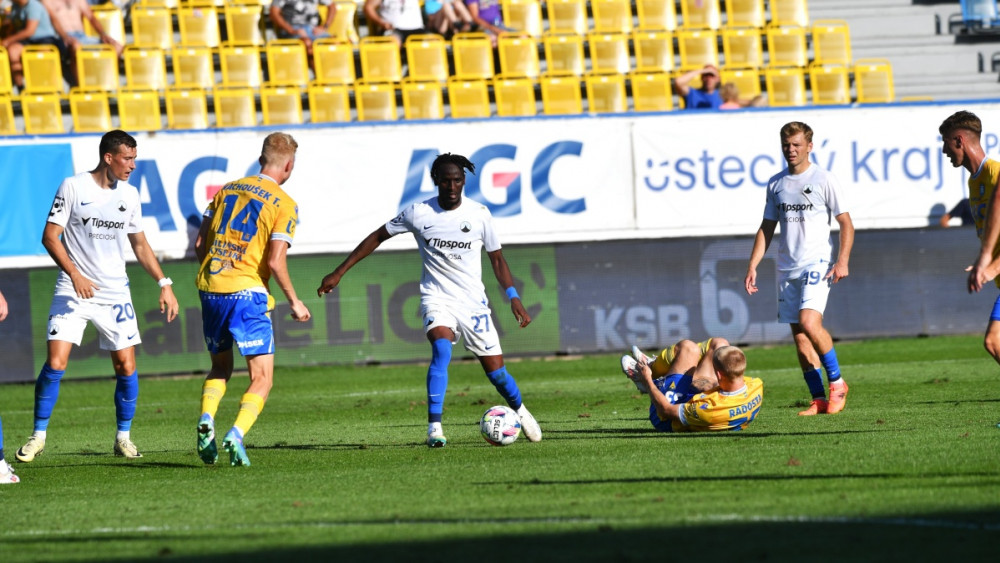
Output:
[465, 0, 512, 47]
[43, 0, 124, 88]
[673, 64, 722, 110]
[425, 0, 474, 38]
[1, 0, 67, 89]
[719, 82, 741, 110]
[269, 0, 335, 55]
[364, 0, 426, 46]
[939, 197, 975, 227]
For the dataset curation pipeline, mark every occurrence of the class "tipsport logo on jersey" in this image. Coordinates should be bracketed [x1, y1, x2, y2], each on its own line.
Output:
[397, 144, 588, 216]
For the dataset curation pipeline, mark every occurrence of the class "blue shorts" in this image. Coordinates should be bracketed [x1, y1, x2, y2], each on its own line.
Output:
[200, 290, 274, 356]
[649, 373, 699, 432]
[991, 293, 1000, 322]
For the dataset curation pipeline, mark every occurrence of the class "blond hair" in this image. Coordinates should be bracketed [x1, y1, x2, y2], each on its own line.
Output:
[712, 346, 746, 378]
[260, 132, 298, 168]
[720, 82, 739, 103]
[780, 121, 813, 143]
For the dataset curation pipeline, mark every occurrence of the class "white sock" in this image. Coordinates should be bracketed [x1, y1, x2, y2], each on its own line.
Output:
[428, 422, 442, 435]
[116, 430, 130, 441]
[33, 430, 47, 440]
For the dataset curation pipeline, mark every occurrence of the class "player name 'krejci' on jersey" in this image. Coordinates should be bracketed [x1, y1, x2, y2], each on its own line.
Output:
[424, 238, 473, 250]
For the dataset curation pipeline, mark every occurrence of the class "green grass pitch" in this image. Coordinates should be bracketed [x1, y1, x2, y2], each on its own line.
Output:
[0, 335, 998, 562]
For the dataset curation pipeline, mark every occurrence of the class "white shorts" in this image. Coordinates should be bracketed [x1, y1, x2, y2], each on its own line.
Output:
[421, 301, 502, 357]
[777, 262, 832, 324]
[47, 294, 142, 351]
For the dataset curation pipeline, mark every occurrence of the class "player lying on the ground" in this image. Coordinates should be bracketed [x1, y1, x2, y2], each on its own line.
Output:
[621, 338, 763, 432]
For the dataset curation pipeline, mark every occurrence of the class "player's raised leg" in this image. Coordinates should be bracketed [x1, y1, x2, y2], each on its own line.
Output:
[479, 354, 541, 442]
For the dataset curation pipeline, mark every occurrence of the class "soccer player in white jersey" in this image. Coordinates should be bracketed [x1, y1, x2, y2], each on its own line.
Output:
[0, 288, 19, 483]
[317, 153, 542, 447]
[744, 121, 854, 416]
[16, 130, 179, 463]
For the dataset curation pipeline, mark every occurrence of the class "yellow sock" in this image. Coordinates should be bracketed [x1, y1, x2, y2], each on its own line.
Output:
[650, 338, 713, 377]
[232, 393, 265, 437]
[200, 379, 227, 420]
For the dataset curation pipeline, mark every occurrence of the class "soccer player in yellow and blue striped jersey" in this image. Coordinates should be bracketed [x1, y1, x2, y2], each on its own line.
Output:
[194, 132, 312, 466]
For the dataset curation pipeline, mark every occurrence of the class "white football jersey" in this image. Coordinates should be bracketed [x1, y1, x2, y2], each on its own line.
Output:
[46, 172, 143, 304]
[763, 163, 848, 274]
[385, 197, 501, 309]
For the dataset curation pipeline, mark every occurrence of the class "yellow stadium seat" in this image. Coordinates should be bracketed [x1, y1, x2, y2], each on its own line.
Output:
[22, 45, 64, 93]
[680, 0, 721, 30]
[770, 0, 810, 27]
[446, 77, 490, 118]
[539, 73, 581, 115]
[0, 94, 16, 134]
[172, 46, 214, 89]
[83, 4, 126, 45]
[542, 32, 585, 76]
[633, 29, 674, 72]
[677, 29, 719, 70]
[493, 75, 536, 116]
[318, 1, 360, 44]
[130, 6, 173, 50]
[854, 58, 894, 103]
[219, 43, 262, 88]
[764, 65, 806, 106]
[401, 79, 444, 120]
[118, 88, 162, 131]
[726, 0, 766, 29]
[765, 25, 807, 67]
[405, 34, 448, 83]
[124, 46, 167, 90]
[637, 0, 677, 31]
[584, 71, 627, 113]
[502, 0, 543, 38]
[359, 36, 402, 82]
[452, 32, 494, 80]
[720, 66, 762, 102]
[629, 70, 673, 112]
[722, 28, 763, 69]
[587, 32, 630, 74]
[213, 86, 257, 127]
[307, 82, 352, 122]
[21, 92, 64, 134]
[76, 44, 119, 92]
[497, 34, 540, 79]
[224, 1, 265, 46]
[266, 39, 310, 87]
[354, 80, 397, 121]
[69, 88, 112, 132]
[592, 0, 633, 34]
[178, 3, 221, 47]
[261, 83, 304, 125]
[165, 86, 209, 129]
[0, 47, 13, 95]
[312, 39, 356, 85]
[808, 64, 850, 104]
[546, 0, 587, 35]
[811, 20, 852, 66]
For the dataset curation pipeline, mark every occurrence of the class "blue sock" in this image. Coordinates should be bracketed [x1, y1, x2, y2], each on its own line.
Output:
[115, 371, 139, 432]
[820, 348, 842, 384]
[485, 366, 522, 410]
[34, 364, 66, 432]
[0, 414, 5, 461]
[427, 339, 451, 424]
[803, 367, 826, 399]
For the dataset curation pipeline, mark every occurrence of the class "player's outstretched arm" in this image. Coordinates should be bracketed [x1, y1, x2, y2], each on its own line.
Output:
[268, 239, 311, 322]
[42, 222, 99, 299]
[317, 225, 393, 296]
[488, 249, 531, 328]
[128, 232, 179, 322]
[745, 219, 776, 295]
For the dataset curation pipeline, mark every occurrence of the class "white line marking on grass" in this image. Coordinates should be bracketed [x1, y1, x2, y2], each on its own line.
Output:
[698, 514, 1000, 531]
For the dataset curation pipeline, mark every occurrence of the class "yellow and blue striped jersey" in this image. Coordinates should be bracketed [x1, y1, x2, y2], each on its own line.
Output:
[968, 158, 1000, 288]
[196, 174, 298, 300]
[675, 377, 764, 432]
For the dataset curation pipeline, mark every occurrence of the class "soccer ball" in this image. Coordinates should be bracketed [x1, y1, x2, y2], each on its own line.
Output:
[480, 405, 521, 446]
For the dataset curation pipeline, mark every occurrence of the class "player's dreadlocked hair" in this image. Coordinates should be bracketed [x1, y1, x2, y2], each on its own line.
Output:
[430, 153, 476, 184]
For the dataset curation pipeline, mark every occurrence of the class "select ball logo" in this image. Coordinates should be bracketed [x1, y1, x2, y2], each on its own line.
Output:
[480, 406, 521, 446]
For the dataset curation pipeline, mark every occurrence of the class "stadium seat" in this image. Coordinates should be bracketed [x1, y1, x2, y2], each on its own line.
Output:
[172, 46, 214, 89]
[124, 46, 167, 90]
[632, 29, 674, 72]
[628, 70, 673, 112]
[452, 32, 494, 80]
[130, 6, 174, 50]
[21, 92, 64, 134]
[22, 45, 64, 93]
[497, 34, 540, 79]
[722, 27, 763, 69]
[307, 82, 352, 122]
[83, 4, 126, 46]
[584, 71, 626, 113]
[539, 73, 582, 115]
[213, 86, 257, 127]
[636, 0, 677, 31]
[76, 44, 119, 92]
[446, 77, 490, 118]
[223, 1, 265, 46]
[764, 65, 806, 106]
[401, 79, 444, 120]
[854, 58, 894, 103]
[404, 34, 449, 83]
[359, 36, 402, 83]
[318, 1, 361, 44]
[312, 38, 356, 85]
[219, 43, 263, 88]
[677, 29, 719, 70]
[769, 0, 810, 28]
[261, 83, 304, 125]
[0, 94, 16, 134]
[493, 75, 537, 116]
[178, 2, 221, 48]
[725, 0, 766, 29]
[592, 0, 633, 34]
[69, 88, 112, 132]
[765, 25, 807, 67]
[0, 47, 13, 95]
[811, 20, 852, 66]
[118, 88, 162, 131]
[546, 0, 587, 35]
[587, 32, 630, 74]
[542, 32, 585, 76]
[355, 80, 398, 121]
[720, 66, 762, 103]
[501, 0, 543, 38]
[808, 64, 850, 105]
[266, 39, 310, 87]
[165, 86, 209, 129]
[679, 0, 721, 30]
